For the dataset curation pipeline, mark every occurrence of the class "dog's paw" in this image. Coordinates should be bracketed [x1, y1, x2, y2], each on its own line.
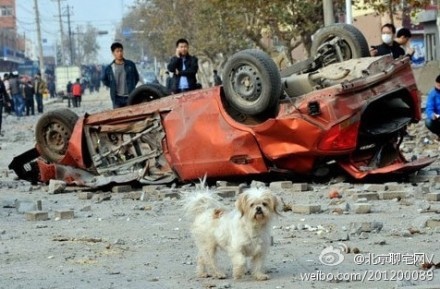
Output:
[232, 265, 246, 280]
[233, 271, 245, 280]
[254, 272, 270, 281]
[213, 272, 227, 279]
[197, 272, 210, 278]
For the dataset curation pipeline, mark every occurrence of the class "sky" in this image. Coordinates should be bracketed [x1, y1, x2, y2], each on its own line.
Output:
[16, 0, 136, 64]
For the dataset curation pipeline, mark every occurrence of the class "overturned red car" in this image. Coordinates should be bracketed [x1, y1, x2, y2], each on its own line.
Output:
[9, 24, 435, 187]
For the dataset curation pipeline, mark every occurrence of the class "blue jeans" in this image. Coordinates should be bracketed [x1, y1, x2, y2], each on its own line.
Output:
[12, 93, 24, 117]
[112, 95, 128, 108]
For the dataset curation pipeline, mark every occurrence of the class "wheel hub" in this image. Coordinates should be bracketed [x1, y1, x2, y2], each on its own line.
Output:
[44, 122, 69, 155]
[231, 64, 262, 102]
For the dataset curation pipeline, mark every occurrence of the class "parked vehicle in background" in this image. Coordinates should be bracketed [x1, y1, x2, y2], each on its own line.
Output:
[142, 71, 159, 84]
[55, 66, 81, 98]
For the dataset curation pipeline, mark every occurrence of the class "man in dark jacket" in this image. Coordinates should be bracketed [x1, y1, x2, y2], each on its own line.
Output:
[9, 71, 24, 117]
[0, 77, 7, 135]
[102, 42, 140, 108]
[167, 38, 199, 93]
[23, 80, 35, 116]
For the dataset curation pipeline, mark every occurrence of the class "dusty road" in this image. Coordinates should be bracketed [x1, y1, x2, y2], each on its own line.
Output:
[1, 90, 440, 289]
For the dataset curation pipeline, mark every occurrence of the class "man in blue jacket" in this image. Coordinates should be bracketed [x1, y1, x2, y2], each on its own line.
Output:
[102, 42, 140, 108]
[425, 74, 440, 138]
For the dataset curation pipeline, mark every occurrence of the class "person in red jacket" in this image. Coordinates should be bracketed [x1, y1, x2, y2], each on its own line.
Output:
[72, 78, 82, 108]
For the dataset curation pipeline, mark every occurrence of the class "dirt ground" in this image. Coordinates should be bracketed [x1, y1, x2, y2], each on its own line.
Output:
[1, 90, 440, 289]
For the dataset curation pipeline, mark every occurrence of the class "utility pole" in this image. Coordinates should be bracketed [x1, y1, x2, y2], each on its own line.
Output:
[66, 5, 74, 65]
[323, 0, 335, 26]
[34, 0, 45, 77]
[345, 0, 352, 24]
[53, 0, 66, 65]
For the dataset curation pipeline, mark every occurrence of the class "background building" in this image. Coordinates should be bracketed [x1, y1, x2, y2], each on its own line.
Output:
[0, 0, 27, 73]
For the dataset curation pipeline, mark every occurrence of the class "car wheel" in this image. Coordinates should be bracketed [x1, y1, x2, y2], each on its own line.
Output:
[127, 83, 169, 105]
[222, 49, 281, 116]
[35, 108, 79, 163]
[311, 23, 370, 62]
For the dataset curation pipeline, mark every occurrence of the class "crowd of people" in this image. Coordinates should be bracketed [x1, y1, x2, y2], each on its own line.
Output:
[0, 71, 48, 135]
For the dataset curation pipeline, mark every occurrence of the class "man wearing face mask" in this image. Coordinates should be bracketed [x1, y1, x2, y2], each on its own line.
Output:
[425, 75, 440, 139]
[370, 23, 405, 59]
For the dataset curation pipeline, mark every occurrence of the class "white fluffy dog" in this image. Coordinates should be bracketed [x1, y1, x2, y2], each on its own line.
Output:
[184, 187, 280, 280]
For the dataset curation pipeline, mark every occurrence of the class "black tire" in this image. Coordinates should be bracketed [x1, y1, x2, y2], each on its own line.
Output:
[311, 24, 370, 60]
[127, 83, 170, 105]
[222, 49, 281, 116]
[35, 108, 79, 163]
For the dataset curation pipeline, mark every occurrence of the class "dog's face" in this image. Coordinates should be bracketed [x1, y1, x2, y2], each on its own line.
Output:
[236, 189, 279, 225]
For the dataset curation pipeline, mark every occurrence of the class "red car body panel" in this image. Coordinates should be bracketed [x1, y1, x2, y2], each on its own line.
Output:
[16, 56, 435, 186]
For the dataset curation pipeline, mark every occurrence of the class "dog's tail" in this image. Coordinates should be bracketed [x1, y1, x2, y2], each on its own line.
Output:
[183, 190, 224, 219]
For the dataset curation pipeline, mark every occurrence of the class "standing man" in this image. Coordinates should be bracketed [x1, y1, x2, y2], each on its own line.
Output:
[0, 75, 7, 135]
[23, 80, 35, 116]
[370, 23, 405, 59]
[72, 78, 82, 108]
[66, 80, 73, 108]
[3, 73, 12, 114]
[425, 74, 440, 139]
[167, 38, 199, 93]
[102, 42, 140, 108]
[34, 72, 47, 113]
[47, 78, 56, 98]
[213, 69, 222, 86]
[9, 71, 24, 117]
[395, 27, 415, 57]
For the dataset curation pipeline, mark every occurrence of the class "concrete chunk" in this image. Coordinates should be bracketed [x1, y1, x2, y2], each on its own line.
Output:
[25, 211, 49, 221]
[349, 221, 383, 235]
[54, 210, 74, 220]
[353, 203, 372, 214]
[95, 193, 112, 203]
[292, 204, 321, 214]
[291, 183, 309, 191]
[78, 192, 93, 200]
[111, 185, 132, 193]
[384, 183, 405, 191]
[352, 192, 379, 201]
[378, 191, 407, 200]
[216, 186, 242, 198]
[426, 218, 440, 229]
[364, 184, 385, 192]
[269, 181, 293, 191]
[122, 191, 142, 200]
[426, 193, 440, 201]
[160, 190, 181, 200]
[48, 180, 66, 194]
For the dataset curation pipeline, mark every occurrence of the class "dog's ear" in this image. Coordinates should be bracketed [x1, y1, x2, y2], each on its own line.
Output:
[268, 194, 282, 216]
[235, 193, 248, 217]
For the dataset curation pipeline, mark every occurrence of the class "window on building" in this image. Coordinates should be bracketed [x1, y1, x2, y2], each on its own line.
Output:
[0, 6, 13, 17]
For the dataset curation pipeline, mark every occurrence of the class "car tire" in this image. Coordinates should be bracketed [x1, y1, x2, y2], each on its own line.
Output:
[35, 108, 79, 163]
[127, 83, 170, 105]
[222, 49, 281, 116]
[310, 23, 370, 60]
